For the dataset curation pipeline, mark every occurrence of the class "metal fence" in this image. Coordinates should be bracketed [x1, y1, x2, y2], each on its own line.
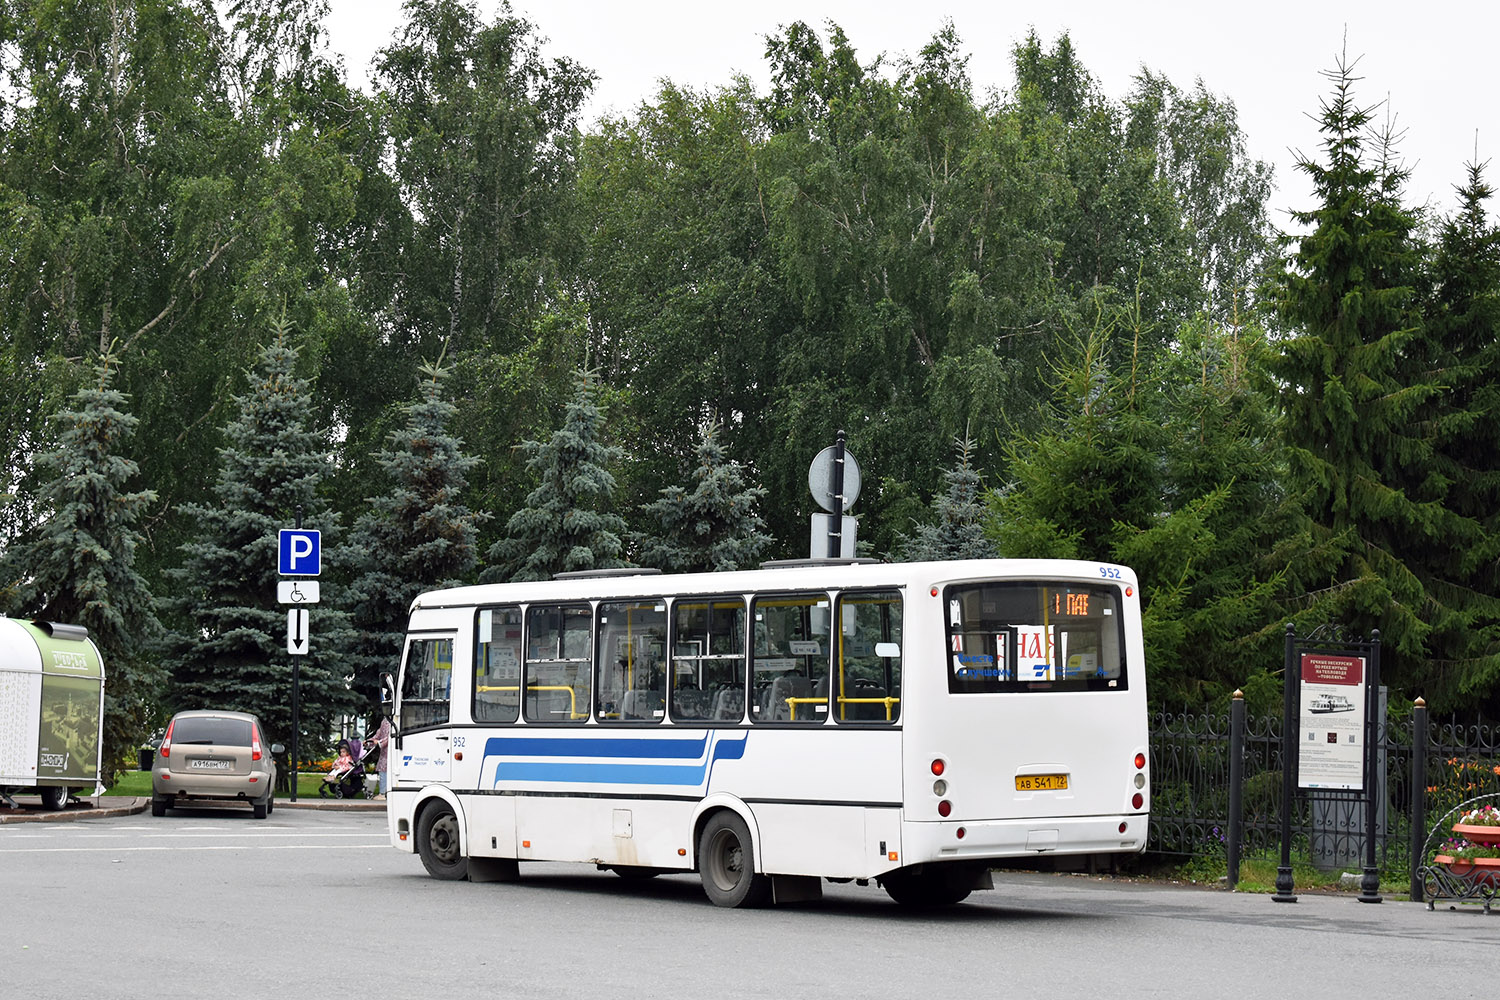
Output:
[1147, 702, 1500, 882]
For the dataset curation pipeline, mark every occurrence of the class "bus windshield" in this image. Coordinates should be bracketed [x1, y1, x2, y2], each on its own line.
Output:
[946, 581, 1127, 692]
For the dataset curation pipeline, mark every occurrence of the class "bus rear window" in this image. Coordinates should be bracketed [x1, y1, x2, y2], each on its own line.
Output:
[945, 581, 1127, 693]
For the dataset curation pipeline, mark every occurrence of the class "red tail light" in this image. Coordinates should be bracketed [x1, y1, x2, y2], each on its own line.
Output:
[160, 719, 175, 758]
[1134, 752, 1146, 770]
[251, 721, 263, 762]
[1132, 792, 1144, 810]
[931, 759, 946, 777]
[937, 799, 952, 817]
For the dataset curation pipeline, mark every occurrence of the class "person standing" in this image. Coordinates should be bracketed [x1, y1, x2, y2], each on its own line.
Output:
[366, 714, 391, 799]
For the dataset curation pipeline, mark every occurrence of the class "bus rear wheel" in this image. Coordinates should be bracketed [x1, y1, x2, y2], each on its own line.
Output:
[698, 812, 771, 908]
[417, 801, 469, 881]
[880, 866, 978, 907]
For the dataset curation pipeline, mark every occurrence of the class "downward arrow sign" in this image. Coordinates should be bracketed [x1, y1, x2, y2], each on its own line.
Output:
[287, 608, 309, 656]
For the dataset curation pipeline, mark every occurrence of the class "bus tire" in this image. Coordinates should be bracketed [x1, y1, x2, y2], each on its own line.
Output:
[38, 786, 68, 811]
[698, 812, 771, 908]
[417, 801, 469, 881]
[880, 866, 976, 907]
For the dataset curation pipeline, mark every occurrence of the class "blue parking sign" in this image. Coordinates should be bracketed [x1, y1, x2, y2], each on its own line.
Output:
[278, 529, 322, 576]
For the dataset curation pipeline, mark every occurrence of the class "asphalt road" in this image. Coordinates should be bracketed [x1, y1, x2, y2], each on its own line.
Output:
[1, 807, 1493, 1000]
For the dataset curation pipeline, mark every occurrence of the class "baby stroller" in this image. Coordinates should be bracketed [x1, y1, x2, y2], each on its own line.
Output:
[319, 737, 377, 799]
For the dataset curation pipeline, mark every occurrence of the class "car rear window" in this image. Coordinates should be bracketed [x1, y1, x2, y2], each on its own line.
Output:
[172, 717, 252, 746]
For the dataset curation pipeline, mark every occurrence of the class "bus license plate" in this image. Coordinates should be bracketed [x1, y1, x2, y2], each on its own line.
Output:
[190, 758, 232, 770]
[1016, 773, 1068, 791]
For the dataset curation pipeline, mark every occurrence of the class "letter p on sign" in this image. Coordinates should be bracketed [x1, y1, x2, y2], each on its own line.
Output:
[278, 529, 322, 576]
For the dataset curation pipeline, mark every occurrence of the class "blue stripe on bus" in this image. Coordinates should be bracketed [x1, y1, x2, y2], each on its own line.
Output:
[481, 734, 710, 759]
[481, 732, 748, 787]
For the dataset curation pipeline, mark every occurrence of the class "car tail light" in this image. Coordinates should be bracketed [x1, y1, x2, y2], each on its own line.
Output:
[160, 719, 176, 758]
[251, 721, 263, 762]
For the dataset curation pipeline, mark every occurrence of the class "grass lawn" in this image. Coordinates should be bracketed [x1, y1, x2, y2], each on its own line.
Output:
[104, 770, 358, 799]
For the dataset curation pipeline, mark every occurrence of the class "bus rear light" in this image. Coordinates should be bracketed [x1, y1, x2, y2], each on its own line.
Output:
[1132, 793, 1144, 810]
[956, 827, 966, 840]
[933, 780, 947, 796]
[1134, 773, 1146, 789]
[1134, 753, 1146, 770]
[1125, 586, 1133, 597]
[930, 759, 945, 776]
[678, 848, 687, 857]
[1119, 822, 1128, 834]
[937, 800, 952, 818]
[930, 586, 938, 597]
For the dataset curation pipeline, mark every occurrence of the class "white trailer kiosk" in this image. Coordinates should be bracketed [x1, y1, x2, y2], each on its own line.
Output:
[0, 618, 105, 810]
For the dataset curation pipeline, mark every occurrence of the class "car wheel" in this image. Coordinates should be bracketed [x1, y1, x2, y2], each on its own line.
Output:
[267, 795, 274, 814]
[252, 798, 268, 819]
[151, 796, 168, 817]
[698, 812, 771, 908]
[417, 801, 468, 880]
[38, 786, 68, 811]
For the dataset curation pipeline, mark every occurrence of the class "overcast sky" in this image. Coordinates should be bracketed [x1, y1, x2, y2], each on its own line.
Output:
[323, 1, 1498, 227]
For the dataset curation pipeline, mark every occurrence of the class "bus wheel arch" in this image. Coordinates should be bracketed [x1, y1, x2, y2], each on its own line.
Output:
[696, 808, 772, 908]
[415, 793, 469, 881]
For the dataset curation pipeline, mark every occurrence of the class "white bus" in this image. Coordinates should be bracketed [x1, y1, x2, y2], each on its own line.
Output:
[385, 558, 1150, 907]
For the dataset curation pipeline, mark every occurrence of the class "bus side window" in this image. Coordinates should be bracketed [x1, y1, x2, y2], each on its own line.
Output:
[669, 598, 746, 723]
[835, 590, 901, 723]
[596, 599, 667, 723]
[400, 636, 454, 731]
[524, 604, 592, 724]
[474, 605, 522, 723]
[751, 593, 830, 724]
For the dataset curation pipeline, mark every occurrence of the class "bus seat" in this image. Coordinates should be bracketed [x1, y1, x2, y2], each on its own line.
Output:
[620, 689, 662, 721]
[673, 689, 710, 720]
[713, 687, 744, 721]
[769, 675, 813, 721]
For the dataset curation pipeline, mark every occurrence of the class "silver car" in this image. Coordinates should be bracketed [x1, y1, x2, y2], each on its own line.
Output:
[150, 710, 282, 818]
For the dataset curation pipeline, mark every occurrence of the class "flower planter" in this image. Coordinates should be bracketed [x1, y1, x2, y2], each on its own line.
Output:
[1451, 823, 1500, 847]
[1431, 854, 1500, 890]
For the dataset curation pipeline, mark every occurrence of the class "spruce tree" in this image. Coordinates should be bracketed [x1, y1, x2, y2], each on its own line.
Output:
[895, 433, 997, 562]
[1409, 163, 1500, 708]
[5, 353, 162, 771]
[160, 319, 355, 751]
[1270, 56, 1441, 694]
[487, 370, 629, 581]
[346, 358, 488, 705]
[635, 420, 773, 572]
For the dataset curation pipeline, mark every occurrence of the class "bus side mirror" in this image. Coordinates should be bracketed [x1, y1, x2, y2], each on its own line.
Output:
[381, 672, 397, 724]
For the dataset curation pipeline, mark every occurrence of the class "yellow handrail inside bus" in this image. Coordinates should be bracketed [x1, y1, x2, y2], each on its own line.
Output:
[475, 684, 582, 719]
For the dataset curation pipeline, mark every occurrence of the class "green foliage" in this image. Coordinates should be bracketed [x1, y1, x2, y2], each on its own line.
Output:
[487, 370, 630, 581]
[159, 319, 355, 746]
[894, 433, 997, 561]
[635, 421, 774, 572]
[2, 353, 163, 770]
[345, 357, 488, 706]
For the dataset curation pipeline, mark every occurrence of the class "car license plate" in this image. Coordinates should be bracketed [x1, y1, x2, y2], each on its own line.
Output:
[190, 758, 232, 770]
[1016, 773, 1068, 791]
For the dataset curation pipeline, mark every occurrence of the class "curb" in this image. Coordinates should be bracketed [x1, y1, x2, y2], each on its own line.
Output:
[0, 794, 385, 823]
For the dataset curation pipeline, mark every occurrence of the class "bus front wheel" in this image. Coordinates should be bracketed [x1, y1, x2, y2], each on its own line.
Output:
[698, 812, 771, 908]
[417, 801, 469, 881]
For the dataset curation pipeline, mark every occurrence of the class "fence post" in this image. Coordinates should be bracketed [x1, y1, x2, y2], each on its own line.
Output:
[1227, 690, 1245, 888]
[1408, 696, 1427, 903]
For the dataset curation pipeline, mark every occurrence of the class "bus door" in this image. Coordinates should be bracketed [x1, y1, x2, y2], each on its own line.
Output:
[396, 633, 455, 786]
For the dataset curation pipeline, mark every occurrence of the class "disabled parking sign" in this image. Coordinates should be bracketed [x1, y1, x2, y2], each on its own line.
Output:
[278, 529, 322, 576]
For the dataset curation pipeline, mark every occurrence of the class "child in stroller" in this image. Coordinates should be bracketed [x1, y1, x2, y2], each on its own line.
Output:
[318, 737, 375, 799]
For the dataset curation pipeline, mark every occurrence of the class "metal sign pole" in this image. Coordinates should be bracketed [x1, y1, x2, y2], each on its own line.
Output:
[1273, 623, 1298, 902]
[1358, 631, 1382, 903]
[828, 430, 846, 557]
[290, 504, 301, 802]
